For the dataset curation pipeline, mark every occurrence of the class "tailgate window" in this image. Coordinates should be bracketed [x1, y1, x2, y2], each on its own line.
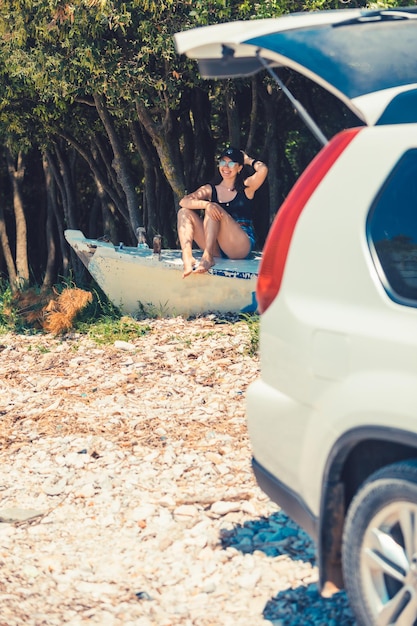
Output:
[367, 149, 417, 305]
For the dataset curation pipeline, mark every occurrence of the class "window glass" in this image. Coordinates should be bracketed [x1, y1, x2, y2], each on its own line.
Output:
[248, 20, 417, 101]
[367, 149, 417, 305]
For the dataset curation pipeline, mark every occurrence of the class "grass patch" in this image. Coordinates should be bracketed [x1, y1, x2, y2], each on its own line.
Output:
[0, 282, 18, 332]
[0, 280, 258, 351]
[72, 287, 151, 344]
[75, 315, 151, 345]
[241, 313, 259, 356]
[0, 280, 151, 343]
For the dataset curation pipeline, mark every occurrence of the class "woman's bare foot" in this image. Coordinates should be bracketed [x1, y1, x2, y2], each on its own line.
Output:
[194, 256, 215, 274]
[182, 257, 197, 278]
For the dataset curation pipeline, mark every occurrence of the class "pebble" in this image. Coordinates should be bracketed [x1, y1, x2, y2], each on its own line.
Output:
[0, 316, 357, 625]
[211, 500, 242, 515]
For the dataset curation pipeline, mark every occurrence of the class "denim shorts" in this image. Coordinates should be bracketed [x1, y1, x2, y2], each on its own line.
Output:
[220, 219, 256, 259]
[237, 220, 256, 252]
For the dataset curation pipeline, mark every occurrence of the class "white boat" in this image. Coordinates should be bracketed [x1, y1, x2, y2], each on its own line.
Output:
[64, 229, 260, 317]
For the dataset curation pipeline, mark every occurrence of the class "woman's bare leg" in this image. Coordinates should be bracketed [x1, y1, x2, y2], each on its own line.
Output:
[216, 212, 251, 259]
[195, 211, 251, 273]
[178, 205, 251, 277]
[195, 212, 221, 273]
[177, 208, 205, 278]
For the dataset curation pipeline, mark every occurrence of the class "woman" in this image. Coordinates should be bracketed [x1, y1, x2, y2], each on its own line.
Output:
[177, 147, 268, 278]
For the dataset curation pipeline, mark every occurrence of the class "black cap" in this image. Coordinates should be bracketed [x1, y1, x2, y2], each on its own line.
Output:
[219, 147, 244, 165]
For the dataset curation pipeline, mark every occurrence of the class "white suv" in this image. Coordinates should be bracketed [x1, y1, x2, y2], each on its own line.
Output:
[175, 8, 417, 625]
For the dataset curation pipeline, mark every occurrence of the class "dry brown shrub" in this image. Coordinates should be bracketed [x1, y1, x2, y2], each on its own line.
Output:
[12, 288, 52, 328]
[42, 311, 73, 334]
[43, 288, 93, 334]
[53, 287, 93, 315]
[12, 287, 93, 334]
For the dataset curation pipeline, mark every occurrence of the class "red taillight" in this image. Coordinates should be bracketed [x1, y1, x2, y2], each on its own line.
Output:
[256, 128, 362, 314]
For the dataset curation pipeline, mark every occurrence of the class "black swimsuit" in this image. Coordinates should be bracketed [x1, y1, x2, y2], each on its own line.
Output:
[210, 184, 253, 221]
[210, 184, 256, 255]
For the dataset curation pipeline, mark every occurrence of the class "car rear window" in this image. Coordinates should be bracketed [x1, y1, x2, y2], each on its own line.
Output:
[247, 18, 417, 102]
[367, 149, 417, 305]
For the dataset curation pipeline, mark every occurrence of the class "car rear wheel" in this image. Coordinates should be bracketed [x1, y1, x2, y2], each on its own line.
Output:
[342, 460, 417, 626]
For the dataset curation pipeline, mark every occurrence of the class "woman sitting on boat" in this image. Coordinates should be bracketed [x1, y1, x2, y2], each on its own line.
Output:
[177, 147, 268, 278]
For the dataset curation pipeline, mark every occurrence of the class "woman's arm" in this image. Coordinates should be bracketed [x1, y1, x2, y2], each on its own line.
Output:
[179, 184, 212, 210]
[241, 152, 268, 193]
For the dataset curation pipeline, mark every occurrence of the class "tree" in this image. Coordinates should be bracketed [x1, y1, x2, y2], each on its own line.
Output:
[0, 0, 371, 290]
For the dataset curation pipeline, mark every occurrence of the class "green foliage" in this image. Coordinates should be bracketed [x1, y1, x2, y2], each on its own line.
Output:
[0, 283, 40, 334]
[66, 283, 151, 343]
[75, 314, 151, 345]
[29, 343, 51, 354]
[0, 283, 19, 332]
[0, 0, 407, 288]
[74, 284, 122, 322]
[135, 300, 176, 319]
[241, 312, 259, 356]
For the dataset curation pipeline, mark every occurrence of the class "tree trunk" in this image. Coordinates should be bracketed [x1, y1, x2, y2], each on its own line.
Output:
[188, 88, 215, 189]
[225, 82, 241, 147]
[0, 204, 18, 291]
[6, 149, 29, 287]
[41, 154, 57, 291]
[259, 83, 295, 224]
[92, 179, 119, 244]
[134, 98, 185, 204]
[54, 143, 78, 230]
[45, 149, 83, 282]
[57, 130, 131, 230]
[129, 120, 160, 242]
[245, 77, 259, 154]
[93, 93, 140, 237]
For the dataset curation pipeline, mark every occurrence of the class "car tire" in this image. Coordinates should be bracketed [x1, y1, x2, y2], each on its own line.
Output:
[342, 460, 417, 626]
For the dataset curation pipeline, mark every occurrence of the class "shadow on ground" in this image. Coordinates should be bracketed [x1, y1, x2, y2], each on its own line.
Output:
[263, 584, 356, 625]
[220, 510, 316, 563]
[219, 510, 357, 625]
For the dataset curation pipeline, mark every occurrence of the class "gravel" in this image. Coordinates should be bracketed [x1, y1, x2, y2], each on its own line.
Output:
[0, 315, 357, 625]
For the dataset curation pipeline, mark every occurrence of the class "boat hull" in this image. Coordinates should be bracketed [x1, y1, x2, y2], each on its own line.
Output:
[65, 230, 259, 316]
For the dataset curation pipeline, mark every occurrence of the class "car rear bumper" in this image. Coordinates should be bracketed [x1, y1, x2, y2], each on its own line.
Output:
[252, 457, 318, 541]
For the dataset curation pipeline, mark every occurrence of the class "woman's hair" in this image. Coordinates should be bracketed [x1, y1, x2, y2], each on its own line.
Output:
[211, 168, 247, 191]
[234, 168, 247, 192]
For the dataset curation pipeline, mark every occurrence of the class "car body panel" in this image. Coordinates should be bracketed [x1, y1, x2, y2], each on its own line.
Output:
[174, 8, 417, 125]
[246, 124, 417, 516]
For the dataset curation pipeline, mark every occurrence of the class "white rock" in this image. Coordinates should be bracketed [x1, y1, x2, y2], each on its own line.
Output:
[22, 564, 40, 578]
[0, 508, 44, 523]
[76, 581, 120, 596]
[158, 495, 176, 507]
[236, 569, 262, 589]
[210, 500, 241, 515]
[42, 477, 68, 496]
[114, 340, 136, 351]
[74, 483, 95, 498]
[62, 452, 87, 468]
[173, 504, 199, 517]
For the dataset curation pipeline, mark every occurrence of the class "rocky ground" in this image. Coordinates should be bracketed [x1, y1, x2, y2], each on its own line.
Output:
[0, 315, 356, 625]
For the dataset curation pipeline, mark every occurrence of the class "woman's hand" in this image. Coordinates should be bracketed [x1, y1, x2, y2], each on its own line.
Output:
[179, 184, 213, 210]
[241, 151, 251, 166]
[205, 202, 223, 221]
